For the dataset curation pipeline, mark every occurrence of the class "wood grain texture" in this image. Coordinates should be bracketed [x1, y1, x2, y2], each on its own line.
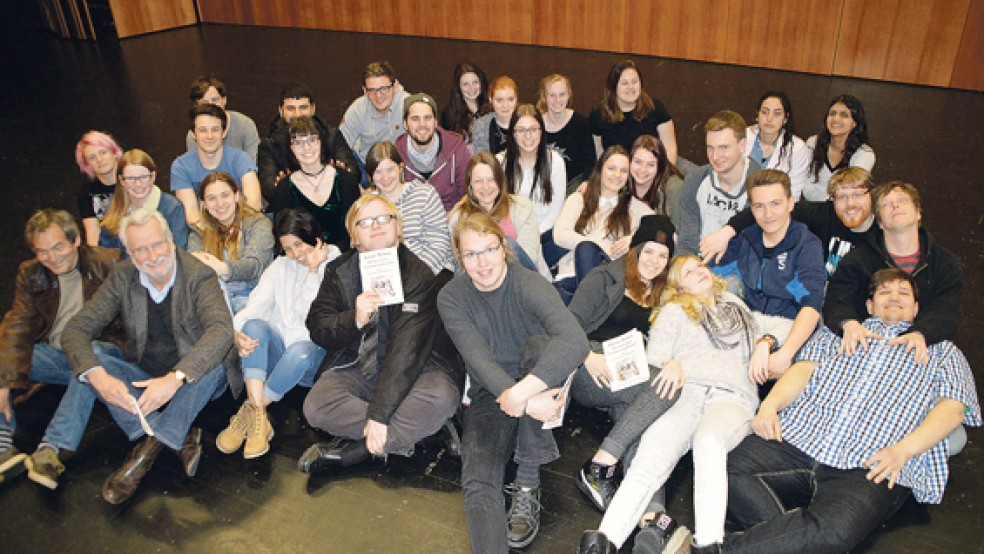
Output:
[834, 0, 970, 86]
[109, 0, 197, 38]
[951, 0, 984, 90]
[195, 0, 979, 89]
[725, 0, 842, 74]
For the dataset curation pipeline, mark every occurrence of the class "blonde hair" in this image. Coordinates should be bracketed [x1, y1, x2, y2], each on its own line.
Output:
[827, 166, 873, 197]
[344, 194, 403, 249]
[450, 212, 515, 264]
[197, 172, 261, 261]
[536, 74, 572, 113]
[652, 255, 728, 324]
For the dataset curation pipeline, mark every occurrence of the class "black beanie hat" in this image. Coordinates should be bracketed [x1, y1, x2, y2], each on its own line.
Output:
[630, 214, 675, 257]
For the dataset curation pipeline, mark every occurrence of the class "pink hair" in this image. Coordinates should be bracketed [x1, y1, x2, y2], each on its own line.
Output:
[74, 131, 123, 179]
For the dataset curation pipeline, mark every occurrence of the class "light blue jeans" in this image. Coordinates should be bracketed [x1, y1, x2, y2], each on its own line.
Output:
[1, 341, 123, 451]
[240, 320, 325, 402]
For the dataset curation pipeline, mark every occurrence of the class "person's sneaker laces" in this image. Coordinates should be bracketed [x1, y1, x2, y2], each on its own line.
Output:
[577, 460, 619, 512]
[505, 482, 541, 549]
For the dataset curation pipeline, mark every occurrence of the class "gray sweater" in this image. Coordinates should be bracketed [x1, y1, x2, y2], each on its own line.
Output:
[437, 262, 589, 397]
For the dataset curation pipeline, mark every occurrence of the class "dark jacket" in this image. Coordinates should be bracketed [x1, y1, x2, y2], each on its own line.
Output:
[0, 245, 123, 389]
[568, 257, 630, 336]
[306, 244, 463, 424]
[60, 249, 241, 397]
[725, 199, 878, 275]
[394, 127, 470, 212]
[713, 221, 826, 319]
[823, 226, 963, 344]
[257, 115, 361, 204]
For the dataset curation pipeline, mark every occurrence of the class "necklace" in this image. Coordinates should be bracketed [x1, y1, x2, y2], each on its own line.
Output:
[300, 164, 327, 178]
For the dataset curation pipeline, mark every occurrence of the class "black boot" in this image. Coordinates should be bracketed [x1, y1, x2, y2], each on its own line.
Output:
[297, 437, 370, 474]
[578, 530, 617, 554]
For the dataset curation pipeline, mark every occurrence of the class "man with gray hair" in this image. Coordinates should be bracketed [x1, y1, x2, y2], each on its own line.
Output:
[60, 208, 238, 504]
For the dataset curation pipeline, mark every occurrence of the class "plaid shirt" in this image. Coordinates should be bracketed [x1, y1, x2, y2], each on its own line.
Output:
[782, 317, 981, 503]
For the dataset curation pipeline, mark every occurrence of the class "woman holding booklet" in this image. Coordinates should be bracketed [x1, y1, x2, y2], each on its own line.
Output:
[577, 255, 794, 554]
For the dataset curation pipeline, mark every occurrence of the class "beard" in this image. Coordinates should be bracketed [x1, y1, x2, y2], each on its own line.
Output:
[410, 129, 435, 147]
[138, 250, 177, 287]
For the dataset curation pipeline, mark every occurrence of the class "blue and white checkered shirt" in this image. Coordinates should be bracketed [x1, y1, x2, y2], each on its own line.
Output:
[781, 317, 981, 503]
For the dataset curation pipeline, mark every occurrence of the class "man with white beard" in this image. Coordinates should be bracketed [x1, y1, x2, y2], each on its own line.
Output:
[60, 209, 237, 505]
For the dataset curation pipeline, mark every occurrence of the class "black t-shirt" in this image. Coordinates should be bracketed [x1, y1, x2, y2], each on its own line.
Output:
[544, 111, 596, 184]
[589, 294, 652, 342]
[77, 177, 115, 220]
[589, 99, 673, 152]
[489, 118, 509, 155]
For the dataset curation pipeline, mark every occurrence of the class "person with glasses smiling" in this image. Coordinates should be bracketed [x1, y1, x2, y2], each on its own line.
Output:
[438, 212, 589, 552]
[99, 149, 189, 256]
[340, 62, 409, 169]
[1, 210, 123, 488]
[701, 167, 878, 276]
[298, 195, 463, 479]
[824, 181, 964, 365]
[58, 208, 237, 505]
[271, 115, 361, 252]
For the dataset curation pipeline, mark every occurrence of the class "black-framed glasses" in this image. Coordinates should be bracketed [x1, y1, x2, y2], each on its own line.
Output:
[460, 244, 502, 263]
[121, 174, 153, 185]
[365, 84, 394, 96]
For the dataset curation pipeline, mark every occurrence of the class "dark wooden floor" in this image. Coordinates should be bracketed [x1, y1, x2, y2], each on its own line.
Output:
[1, 6, 982, 553]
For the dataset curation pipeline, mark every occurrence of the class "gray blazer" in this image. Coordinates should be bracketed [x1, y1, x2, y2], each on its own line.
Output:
[61, 248, 241, 397]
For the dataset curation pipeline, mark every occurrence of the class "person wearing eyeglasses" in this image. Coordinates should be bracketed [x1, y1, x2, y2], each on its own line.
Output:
[58, 208, 237, 505]
[0, 210, 123, 488]
[438, 212, 589, 552]
[340, 62, 409, 168]
[270, 115, 362, 253]
[701, 166, 878, 276]
[99, 149, 189, 256]
[257, 82, 359, 203]
[824, 181, 964, 365]
[394, 92, 471, 211]
[298, 195, 463, 478]
[498, 104, 568, 269]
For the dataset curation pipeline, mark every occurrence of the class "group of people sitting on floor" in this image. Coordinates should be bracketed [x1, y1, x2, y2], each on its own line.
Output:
[0, 58, 977, 554]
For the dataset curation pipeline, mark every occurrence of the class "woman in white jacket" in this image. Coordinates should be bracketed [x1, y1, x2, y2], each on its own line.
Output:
[216, 208, 339, 460]
[744, 92, 811, 200]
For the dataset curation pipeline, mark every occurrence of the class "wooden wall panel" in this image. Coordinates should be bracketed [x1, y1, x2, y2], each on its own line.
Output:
[532, 1, 626, 53]
[110, 0, 197, 38]
[951, 0, 984, 90]
[724, 0, 842, 74]
[834, 0, 970, 86]
[194, 0, 983, 90]
[629, 0, 730, 63]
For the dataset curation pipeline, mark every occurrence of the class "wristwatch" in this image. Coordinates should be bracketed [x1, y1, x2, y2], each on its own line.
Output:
[174, 370, 188, 384]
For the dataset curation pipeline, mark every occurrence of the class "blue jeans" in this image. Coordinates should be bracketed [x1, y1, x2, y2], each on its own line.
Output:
[540, 229, 567, 270]
[724, 435, 910, 553]
[90, 354, 227, 451]
[1, 341, 122, 451]
[554, 242, 611, 304]
[505, 237, 537, 274]
[240, 320, 325, 402]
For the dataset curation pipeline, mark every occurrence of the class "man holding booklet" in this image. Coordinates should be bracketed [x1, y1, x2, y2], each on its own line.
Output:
[299, 195, 463, 475]
[60, 208, 236, 505]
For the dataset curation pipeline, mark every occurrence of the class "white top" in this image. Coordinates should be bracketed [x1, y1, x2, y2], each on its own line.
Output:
[233, 255, 332, 347]
[552, 191, 654, 278]
[744, 126, 811, 201]
[496, 149, 568, 233]
[803, 135, 876, 202]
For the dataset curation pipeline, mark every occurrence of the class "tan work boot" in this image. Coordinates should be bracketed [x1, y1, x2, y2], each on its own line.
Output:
[216, 402, 252, 454]
[243, 405, 274, 459]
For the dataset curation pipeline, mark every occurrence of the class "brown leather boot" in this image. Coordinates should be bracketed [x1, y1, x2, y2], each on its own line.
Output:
[176, 427, 202, 477]
[102, 437, 163, 505]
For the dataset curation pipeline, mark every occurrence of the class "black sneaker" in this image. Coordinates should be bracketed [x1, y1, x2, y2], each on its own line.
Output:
[577, 460, 619, 512]
[297, 438, 369, 474]
[632, 512, 692, 554]
[578, 530, 618, 554]
[505, 482, 541, 549]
